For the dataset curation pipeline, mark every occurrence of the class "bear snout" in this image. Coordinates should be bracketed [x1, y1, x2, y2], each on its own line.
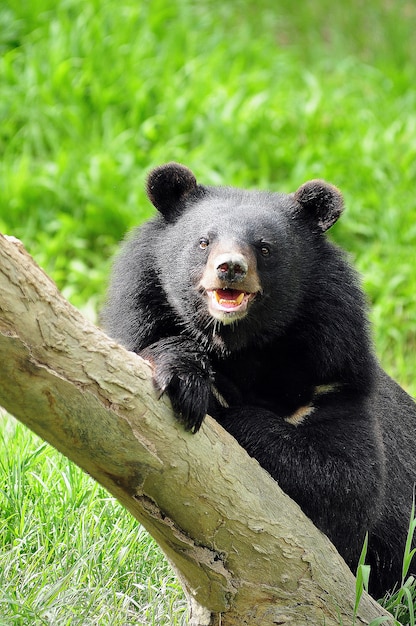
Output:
[198, 245, 262, 324]
[198, 243, 261, 295]
[215, 252, 248, 283]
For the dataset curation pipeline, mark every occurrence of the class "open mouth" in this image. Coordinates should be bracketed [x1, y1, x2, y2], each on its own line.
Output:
[205, 288, 256, 322]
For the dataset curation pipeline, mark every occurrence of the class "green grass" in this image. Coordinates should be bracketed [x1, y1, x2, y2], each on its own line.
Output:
[354, 516, 416, 626]
[0, 414, 187, 625]
[1, 0, 416, 623]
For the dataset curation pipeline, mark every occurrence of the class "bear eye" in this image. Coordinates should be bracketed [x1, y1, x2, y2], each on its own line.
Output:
[199, 237, 209, 250]
[260, 243, 271, 257]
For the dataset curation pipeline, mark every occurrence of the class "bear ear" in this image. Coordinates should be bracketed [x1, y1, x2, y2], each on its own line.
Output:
[294, 179, 344, 232]
[146, 162, 198, 218]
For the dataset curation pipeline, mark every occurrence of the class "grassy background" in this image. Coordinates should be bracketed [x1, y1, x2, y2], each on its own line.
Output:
[0, 0, 415, 623]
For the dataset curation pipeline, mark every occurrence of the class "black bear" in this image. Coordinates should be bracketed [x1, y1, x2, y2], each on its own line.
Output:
[103, 162, 416, 598]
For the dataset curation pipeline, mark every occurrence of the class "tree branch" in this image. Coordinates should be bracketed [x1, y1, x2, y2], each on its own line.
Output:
[0, 233, 393, 625]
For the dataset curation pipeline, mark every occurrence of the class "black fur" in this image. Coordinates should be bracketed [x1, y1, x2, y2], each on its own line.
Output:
[103, 163, 416, 598]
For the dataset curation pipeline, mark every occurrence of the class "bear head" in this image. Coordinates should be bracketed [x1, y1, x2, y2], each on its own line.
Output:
[146, 162, 344, 352]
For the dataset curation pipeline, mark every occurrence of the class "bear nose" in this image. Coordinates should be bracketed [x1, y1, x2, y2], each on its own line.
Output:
[215, 252, 248, 283]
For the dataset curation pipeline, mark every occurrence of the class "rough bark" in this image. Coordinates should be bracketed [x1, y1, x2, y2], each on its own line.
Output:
[0, 233, 393, 625]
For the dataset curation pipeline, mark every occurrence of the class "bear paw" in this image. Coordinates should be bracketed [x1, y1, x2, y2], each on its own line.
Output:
[140, 337, 213, 433]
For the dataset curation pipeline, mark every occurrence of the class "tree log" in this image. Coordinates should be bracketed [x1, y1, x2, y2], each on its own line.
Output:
[0, 233, 393, 625]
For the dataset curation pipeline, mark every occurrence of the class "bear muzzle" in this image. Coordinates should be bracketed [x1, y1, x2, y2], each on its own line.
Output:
[198, 249, 261, 324]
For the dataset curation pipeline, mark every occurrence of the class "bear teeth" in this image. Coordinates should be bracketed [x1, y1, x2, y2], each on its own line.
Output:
[214, 289, 245, 306]
[204, 289, 254, 323]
